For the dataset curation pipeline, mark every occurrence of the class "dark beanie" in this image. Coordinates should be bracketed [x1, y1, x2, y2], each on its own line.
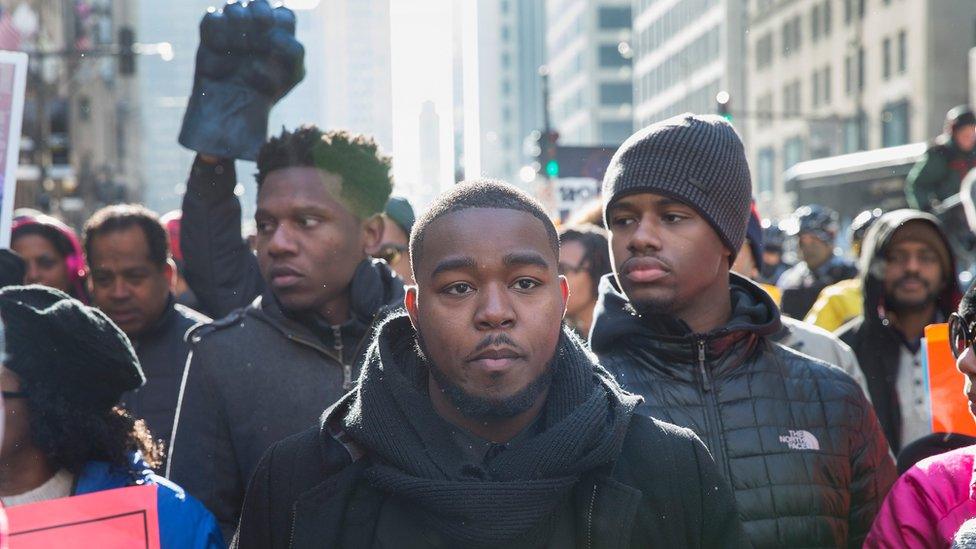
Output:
[746, 203, 764, 268]
[889, 219, 952, 279]
[0, 285, 144, 410]
[602, 113, 753, 259]
[385, 196, 415, 234]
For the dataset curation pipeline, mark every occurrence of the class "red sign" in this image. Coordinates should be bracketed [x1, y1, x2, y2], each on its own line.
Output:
[6, 485, 160, 549]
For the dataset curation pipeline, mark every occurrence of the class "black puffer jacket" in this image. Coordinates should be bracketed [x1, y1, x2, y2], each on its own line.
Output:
[590, 273, 896, 548]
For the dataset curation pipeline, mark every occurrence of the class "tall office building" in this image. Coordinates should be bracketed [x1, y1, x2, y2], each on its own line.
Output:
[546, 0, 633, 145]
[745, 0, 976, 217]
[457, 0, 546, 188]
[631, 0, 746, 133]
[417, 100, 442, 206]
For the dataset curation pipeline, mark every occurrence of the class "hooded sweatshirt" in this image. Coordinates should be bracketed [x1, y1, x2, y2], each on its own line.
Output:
[590, 272, 896, 548]
[838, 209, 961, 453]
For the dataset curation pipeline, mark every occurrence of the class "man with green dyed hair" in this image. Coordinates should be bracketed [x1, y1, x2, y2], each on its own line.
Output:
[169, 125, 405, 539]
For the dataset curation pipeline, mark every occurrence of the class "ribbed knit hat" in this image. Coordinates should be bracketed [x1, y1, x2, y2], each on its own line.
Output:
[602, 113, 753, 259]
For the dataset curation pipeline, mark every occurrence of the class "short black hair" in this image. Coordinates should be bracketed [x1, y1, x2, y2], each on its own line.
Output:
[559, 225, 611, 297]
[256, 125, 393, 219]
[83, 204, 169, 267]
[12, 222, 75, 260]
[410, 179, 559, 274]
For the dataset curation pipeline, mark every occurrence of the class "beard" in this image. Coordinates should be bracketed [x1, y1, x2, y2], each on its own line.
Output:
[885, 275, 942, 313]
[416, 332, 559, 421]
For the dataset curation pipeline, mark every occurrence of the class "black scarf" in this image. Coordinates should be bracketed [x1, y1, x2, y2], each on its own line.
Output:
[342, 313, 640, 546]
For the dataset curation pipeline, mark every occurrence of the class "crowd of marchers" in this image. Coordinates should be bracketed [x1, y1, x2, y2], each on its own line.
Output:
[7, 1, 976, 547]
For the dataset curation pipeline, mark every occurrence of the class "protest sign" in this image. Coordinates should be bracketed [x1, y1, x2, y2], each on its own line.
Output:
[925, 323, 976, 437]
[0, 51, 26, 248]
[6, 484, 160, 549]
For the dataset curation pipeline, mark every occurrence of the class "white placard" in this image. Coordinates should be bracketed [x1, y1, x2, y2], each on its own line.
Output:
[555, 177, 600, 221]
[0, 51, 27, 248]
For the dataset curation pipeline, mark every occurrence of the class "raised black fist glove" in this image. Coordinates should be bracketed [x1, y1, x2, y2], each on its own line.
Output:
[178, 0, 305, 161]
[0, 249, 25, 288]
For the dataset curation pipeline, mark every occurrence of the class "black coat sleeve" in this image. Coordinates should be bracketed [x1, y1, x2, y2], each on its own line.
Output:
[687, 432, 749, 549]
[181, 155, 264, 319]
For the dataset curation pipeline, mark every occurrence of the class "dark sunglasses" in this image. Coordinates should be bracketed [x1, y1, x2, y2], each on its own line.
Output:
[375, 243, 407, 266]
[949, 312, 975, 359]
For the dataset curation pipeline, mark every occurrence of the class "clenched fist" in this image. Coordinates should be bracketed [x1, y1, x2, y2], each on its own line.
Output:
[178, 0, 305, 161]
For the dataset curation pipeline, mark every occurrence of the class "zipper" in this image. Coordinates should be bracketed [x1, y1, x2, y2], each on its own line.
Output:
[697, 339, 711, 392]
[696, 337, 733, 483]
[585, 483, 598, 549]
[332, 325, 353, 390]
[288, 503, 298, 548]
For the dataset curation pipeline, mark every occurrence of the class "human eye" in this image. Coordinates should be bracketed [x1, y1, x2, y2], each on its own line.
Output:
[442, 282, 475, 296]
[255, 218, 276, 234]
[610, 214, 635, 228]
[512, 278, 541, 291]
[297, 215, 322, 229]
[662, 212, 689, 224]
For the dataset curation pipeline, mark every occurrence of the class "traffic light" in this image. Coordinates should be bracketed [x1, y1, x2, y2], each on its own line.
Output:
[535, 130, 560, 179]
[119, 27, 136, 76]
[716, 91, 732, 122]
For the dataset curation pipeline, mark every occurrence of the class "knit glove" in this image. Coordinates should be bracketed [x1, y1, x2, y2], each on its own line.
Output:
[0, 249, 25, 288]
[178, 0, 305, 161]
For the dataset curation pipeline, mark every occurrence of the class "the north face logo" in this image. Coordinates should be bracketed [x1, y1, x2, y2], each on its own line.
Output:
[779, 430, 820, 451]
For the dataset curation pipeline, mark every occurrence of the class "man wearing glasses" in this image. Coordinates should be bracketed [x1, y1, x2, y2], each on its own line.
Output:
[839, 210, 962, 454]
[371, 196, 415, 285]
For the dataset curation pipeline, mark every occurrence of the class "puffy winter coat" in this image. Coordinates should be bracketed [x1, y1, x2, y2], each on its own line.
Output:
[866, 444, 976, 548]
[590, 272, 897, 548]
[75, 453, 223, 548]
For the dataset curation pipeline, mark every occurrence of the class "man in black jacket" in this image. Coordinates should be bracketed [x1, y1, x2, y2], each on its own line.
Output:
[233, 180, 745, 548]
[590, 113, 895, 548]
[168, 127, 405, 540]
[838, 209, 961, 454]
[83, 205, 210, 454]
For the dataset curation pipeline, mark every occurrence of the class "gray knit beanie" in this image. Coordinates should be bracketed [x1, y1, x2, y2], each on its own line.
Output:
[602, 113, 753, 259]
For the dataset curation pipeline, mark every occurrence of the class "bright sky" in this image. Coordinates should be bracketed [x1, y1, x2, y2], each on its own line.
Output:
[388, 0, 456, 206]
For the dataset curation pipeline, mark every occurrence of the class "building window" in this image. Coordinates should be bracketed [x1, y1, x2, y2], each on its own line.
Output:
[843, 113, 867, 153]
[898, 30, 907, 73]
[823, 66, 832, 105]
[845, 55, 852, 95]
[844, 0, 862, 24]
[600, 120, 633, 144]
[598, 6, 631, 29]
[598, 44, 630, 68]
[811, 4, 821, 41]
[756, 33, 773, 69]
[812, 71, 821, 107]
[857, 47, 865, 91]
[781, 16, 802, 57]
[757, 93, 773, 128]
[823, 0, 832, 35]
[882, 100, 910, 147]
[757, 148, 775, 195]
[784, 137, 804, 170]
[599, 83, 631, 105]
[883, 37, 891, 79]
[501, 52, 511, 68]
[501, 26, 510, 40]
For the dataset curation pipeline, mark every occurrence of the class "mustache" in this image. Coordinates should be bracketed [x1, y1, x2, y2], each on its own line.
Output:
[473, 333, 521, 353]
[894, 274, 930, 289]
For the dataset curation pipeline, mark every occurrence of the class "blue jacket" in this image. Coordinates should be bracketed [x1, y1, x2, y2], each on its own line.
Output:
[75, 453, 223, 548]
